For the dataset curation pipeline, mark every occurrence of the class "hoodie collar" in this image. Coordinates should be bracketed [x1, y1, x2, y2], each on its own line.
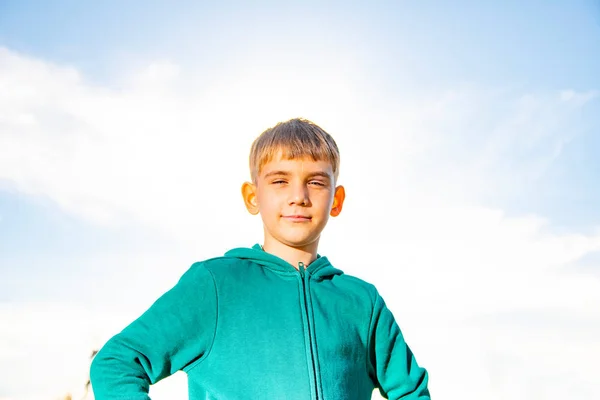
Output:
[224, 244, 343, 279]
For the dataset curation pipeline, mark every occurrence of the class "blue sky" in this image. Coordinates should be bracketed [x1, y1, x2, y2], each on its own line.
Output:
[3, 0, 600, 89]
[1, 1, 600, 399]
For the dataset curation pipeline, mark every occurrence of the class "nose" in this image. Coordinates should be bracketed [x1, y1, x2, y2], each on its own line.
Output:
[288, 182, 310, 206]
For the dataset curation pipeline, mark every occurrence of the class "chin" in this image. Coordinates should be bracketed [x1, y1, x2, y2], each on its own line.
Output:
[281, 236, 320, 248]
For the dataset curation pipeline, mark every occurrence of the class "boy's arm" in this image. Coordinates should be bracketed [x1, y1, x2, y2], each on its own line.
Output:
[368, 290, 430, 399]
[90, 262, 218, 400]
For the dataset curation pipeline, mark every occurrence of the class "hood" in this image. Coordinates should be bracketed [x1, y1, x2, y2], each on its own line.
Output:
[224, 244, 344, 280]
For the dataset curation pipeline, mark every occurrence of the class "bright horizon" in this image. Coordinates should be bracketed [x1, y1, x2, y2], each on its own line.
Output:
[1, 1, 600, 399]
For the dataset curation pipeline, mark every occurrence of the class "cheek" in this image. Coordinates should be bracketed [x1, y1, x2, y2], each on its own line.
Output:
[317, 192, 335, 209]
[257, 192, 279, 212]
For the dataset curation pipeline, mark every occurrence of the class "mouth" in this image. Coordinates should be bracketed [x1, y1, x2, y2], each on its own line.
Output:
[282, 215, 312, 222]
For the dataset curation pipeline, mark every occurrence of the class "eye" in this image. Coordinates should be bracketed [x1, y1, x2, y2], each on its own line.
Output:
[309, 181, 325, 187]
[272, 180, 287, 185]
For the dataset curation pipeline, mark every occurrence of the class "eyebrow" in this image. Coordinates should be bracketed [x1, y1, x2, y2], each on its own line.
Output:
[263, 170, 289, 177]
[263, 171, 331, 180]
[306, 172, 332, 180]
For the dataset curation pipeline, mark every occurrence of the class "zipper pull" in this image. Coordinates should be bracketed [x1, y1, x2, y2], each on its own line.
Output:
[298, 261, 305, 277]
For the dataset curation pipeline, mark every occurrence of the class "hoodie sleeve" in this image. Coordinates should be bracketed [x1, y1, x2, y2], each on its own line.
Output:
[90, 262, 218, 400]
[368, 291, 430, 399]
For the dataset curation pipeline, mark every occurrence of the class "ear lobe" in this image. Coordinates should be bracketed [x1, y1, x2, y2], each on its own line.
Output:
[241, 181, 260, 215]
[330, 205, 341, 217]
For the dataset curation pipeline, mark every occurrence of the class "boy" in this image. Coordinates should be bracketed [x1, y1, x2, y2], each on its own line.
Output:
[90, 118, 430, 399]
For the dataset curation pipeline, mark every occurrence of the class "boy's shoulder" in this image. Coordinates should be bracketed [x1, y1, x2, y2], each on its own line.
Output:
[329, 271, 380, 303]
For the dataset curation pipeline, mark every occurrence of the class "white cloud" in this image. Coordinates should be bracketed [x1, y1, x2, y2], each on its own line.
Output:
[1, 47, 600, 399]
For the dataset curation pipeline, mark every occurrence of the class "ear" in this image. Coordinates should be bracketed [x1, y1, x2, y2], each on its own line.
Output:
[330, 185, 345, 217]
[241, 181, 260, 215]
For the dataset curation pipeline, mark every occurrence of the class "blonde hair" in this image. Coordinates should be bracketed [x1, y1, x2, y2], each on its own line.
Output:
[249, 118, 340, 182]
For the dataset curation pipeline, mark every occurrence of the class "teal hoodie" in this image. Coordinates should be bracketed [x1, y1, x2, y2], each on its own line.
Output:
[90, 245, 430, 399]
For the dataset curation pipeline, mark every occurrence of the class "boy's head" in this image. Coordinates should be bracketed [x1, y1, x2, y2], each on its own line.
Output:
[242, 118, 346, 252]
[248, 118, 340, 184]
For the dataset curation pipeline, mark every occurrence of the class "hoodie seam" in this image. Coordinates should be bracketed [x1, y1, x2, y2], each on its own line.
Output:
[365, 286, 378, 383]
[237, 258, 298, 276]
[182, 264, 219, 374]
[264, 266, 298, 276]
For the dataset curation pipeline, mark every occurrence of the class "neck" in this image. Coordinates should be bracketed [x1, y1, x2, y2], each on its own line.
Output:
[262, 238, 319, 269]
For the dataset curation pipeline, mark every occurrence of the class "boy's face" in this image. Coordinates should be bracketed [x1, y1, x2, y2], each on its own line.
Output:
[242, 151, 345, 251]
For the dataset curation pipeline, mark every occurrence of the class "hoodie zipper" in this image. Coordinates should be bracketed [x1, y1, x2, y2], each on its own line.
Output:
[298, 261, 319, 400]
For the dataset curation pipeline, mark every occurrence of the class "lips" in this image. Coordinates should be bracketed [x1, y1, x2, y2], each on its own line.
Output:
[282, 215, 312, 221]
